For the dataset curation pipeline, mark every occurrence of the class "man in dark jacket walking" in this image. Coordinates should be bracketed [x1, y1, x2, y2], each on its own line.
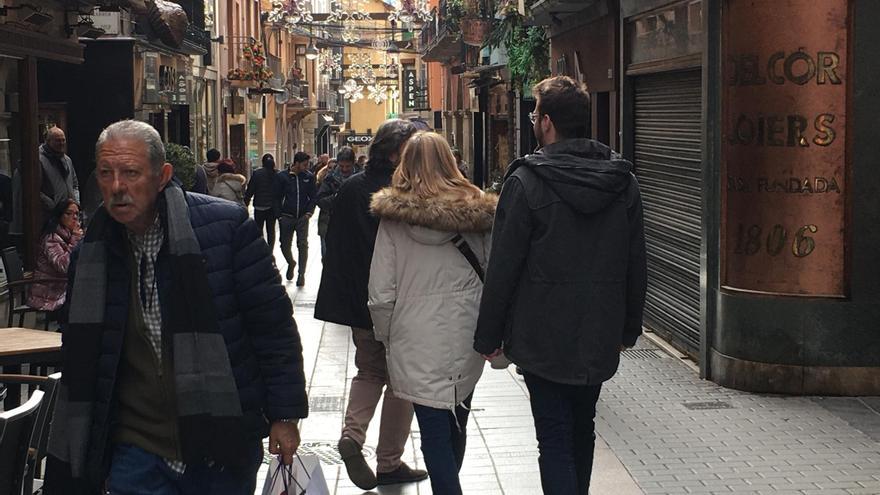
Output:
[246, 153, 282, 248]
[315, 119, 427, 490]
[316, 146, 356, 259]
[474, 76, 647, 495]
[44, 120, 307, 494]
[278, 151, 316, 285]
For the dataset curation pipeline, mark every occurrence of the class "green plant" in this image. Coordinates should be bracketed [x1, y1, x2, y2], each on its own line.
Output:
[445, 0, 465, 33]
[486, 0, 549, 91]
[165, 142, 197, 191]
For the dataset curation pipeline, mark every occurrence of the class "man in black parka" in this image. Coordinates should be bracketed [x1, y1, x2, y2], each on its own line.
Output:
[474, 76, 648, 495]
[314, 119, 427, 490]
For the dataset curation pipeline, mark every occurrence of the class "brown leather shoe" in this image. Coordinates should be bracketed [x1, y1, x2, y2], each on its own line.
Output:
[338, 436, 377, 489]
[376, 462, 429, 485]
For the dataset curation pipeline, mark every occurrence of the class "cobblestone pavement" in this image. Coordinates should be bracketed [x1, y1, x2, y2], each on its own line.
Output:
[185, 217, 880, 494]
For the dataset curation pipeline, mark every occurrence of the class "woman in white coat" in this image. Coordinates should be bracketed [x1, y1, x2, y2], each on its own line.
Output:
[368, 131, 497, 495]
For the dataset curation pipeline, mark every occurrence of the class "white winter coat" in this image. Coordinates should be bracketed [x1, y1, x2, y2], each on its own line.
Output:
[368, 187, 498, 410]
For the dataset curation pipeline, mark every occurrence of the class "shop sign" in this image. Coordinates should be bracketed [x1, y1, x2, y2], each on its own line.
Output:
[403, 68, 417, 111]
[344, 133, 372, 145]
[91, 9, 120, 35]
[144, 52, 160, 104]
[173, 73, 188, 104]
[721, 0, 848, 297]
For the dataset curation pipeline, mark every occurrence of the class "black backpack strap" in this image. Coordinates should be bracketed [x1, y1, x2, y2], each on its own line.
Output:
[451, 234, 484, 283]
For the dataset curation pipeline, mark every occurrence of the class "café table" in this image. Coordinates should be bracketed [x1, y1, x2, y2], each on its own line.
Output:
[0, 327, 62, 410]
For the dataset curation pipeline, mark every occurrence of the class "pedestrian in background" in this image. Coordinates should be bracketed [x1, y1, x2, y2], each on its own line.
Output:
[278, 151, 316, 285]
[202, 148, 222, 194]
[368, 131, 496, 495]
[316, 148, 356, 259]
[44, 120, 307, 494]
[474, 76, 647, 495]
[315, 119, 427, 490]
[39, 126, 79, 220]
[246, 153, 282, 248]
[211, 159, 247, 207]
[356, 154, 367, 172]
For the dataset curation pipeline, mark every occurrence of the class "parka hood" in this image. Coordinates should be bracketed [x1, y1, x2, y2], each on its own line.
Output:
[509, 138, 634, 215]
[203, 161, 220, 178]
[218, 173, 246, 185]
[371, 188, 497, 245]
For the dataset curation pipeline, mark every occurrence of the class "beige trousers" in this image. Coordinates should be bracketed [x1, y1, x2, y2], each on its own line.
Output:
[341, 327, 414, 473]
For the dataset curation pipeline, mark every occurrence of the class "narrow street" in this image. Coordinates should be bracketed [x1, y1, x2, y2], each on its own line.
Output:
[260, 217, 880, 495]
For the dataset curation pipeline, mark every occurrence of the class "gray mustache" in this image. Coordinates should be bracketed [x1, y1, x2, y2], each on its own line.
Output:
[108, 194, 134, 207]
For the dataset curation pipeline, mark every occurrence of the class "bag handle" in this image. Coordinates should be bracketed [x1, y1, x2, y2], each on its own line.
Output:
[451, 234, 484, 283]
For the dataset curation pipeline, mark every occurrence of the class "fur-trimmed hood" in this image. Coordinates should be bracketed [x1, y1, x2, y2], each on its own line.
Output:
[371, 188, 497, 235]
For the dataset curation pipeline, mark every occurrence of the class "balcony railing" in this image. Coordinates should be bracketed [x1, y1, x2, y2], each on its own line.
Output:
[420, 0, 462, 62]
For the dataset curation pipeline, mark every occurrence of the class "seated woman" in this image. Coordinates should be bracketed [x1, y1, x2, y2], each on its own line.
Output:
[27, 198, 83, 313]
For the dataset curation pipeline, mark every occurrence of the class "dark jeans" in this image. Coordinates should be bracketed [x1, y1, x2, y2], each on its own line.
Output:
[523, 372, 602, 495]
[412, 394, 472, 495]
[253, 208, 277, 248]
[278, 214, 309, 274]
[107, 442, 263, 495]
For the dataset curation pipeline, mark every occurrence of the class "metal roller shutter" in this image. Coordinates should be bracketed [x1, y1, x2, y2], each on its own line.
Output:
[632, 70, 703, 356]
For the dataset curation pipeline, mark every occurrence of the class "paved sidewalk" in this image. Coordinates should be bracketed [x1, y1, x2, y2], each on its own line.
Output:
[257, 218, 880, 494]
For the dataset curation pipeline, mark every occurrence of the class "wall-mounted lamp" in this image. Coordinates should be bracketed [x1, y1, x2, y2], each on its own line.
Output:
[305, 39, 318, 60]
[0, 4, 54, 26]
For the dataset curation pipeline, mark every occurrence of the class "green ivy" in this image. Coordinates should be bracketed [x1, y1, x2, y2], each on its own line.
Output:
[486, 1, 549, 91]
[445, 0, 465, 33]
[165, 142, 197, 191]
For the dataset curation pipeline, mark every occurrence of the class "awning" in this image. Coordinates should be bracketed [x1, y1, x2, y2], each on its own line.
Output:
[0, 25, 84, 63]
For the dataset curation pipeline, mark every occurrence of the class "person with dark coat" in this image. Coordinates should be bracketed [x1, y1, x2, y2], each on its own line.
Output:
[474, 76, 648, 495]
[246, 153, 282, 248]
[315, 119, 427, 490]
[316, 147, 356, 259]
[277, 151, 316, 286]
[39, 127, 80, 219]
[44, 120, 307, 495]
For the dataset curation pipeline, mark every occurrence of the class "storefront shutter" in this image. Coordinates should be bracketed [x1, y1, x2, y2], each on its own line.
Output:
[632, 69, 703, 356]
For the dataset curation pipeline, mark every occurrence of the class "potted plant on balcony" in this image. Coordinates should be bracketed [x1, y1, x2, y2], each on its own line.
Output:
[460, 0, 491, 46]
[228, 40, 273, 87]
[444, 0, 465, 35]
[486, 0, 549, 90]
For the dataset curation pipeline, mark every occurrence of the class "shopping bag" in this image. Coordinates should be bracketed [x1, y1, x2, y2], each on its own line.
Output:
[261, 453, 330, 495]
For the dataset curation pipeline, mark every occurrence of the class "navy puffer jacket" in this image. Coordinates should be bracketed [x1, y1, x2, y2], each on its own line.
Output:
[50, 192, 307, 491]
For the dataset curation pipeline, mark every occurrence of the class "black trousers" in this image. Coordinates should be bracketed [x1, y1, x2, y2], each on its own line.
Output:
[253, 208, 277, 249]
[523, 371, 603, 495]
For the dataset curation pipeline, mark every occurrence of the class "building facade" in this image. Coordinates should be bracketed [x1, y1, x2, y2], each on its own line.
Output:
[537, 0, 880, 395]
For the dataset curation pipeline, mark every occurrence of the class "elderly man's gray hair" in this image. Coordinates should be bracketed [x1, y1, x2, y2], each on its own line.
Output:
[95, 120, 166, 172]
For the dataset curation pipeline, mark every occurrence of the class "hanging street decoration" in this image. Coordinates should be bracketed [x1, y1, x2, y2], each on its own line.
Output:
[388, 0, 433, 28]
[318, 49, 342, 76]
[366, 84, 389, 104]
[267, 0, 313, 28]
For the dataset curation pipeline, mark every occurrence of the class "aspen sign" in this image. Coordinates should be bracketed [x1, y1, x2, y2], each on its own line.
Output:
[722, 0, 848, 297]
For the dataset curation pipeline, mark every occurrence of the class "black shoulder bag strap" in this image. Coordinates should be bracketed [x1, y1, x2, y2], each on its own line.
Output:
[451, 234, 484, 283]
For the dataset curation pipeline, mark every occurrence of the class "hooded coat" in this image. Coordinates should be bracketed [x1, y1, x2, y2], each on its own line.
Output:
[212, 173, 247, 207]
[474, 139, 647, 386]
[369, 188, 497, 410]
[203, 161, 221, 193]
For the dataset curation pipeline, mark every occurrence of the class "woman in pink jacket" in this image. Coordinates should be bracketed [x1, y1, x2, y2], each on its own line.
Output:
[28, 198, 83, 312]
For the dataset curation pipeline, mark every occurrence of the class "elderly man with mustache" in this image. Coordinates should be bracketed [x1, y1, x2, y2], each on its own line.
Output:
[44, 120, 308, 495]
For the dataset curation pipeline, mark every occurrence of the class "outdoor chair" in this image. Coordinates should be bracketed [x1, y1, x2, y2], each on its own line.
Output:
[1, 247, 65, 330]
[0, 388, 44, 495]
[0, 373, 61, 495]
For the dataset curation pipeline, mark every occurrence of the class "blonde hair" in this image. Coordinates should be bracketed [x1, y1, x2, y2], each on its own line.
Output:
[393, 131, 482, 200]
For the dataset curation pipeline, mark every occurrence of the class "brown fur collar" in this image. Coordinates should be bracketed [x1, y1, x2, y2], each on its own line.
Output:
[371, 188, 498, 233]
